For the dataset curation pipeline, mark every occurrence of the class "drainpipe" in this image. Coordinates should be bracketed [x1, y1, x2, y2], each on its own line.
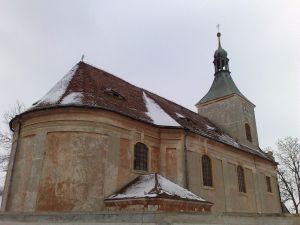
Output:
[276, 170, 285, 213]
[183, 128, 189, 189]
[1, 116, 22, 211]
[253, 156, 260, 213]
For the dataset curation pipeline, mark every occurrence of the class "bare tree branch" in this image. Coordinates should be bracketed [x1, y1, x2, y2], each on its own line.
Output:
[275, 136, 300, 214]
[0, 101, 26, 191]
[3, 101, 25, 125]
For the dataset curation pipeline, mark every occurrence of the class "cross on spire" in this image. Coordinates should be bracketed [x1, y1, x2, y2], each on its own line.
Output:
[216, 24, 222, 48]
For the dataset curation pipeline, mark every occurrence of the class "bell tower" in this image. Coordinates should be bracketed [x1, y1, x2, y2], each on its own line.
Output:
[196, 32, 259, 149]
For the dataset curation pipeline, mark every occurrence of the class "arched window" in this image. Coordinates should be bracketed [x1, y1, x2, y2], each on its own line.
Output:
[134, 142, 148, 171]
[245, 123, 252, 142]
[202, 155, 213, 187]
[237, 166, 246, 193]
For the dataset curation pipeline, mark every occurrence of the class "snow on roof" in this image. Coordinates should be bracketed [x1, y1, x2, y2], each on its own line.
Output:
[61, 92, 83, 105]
[143, 92, 181, 127]
[175, 112, 185, 118]
[38, 65, 79, 105]
[219, 134, 240, 148]
[107, 173, 205, 202]
[206, 124, 215, 130]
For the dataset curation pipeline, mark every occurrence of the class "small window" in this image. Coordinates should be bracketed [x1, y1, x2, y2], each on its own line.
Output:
[104, 87, 125, 100]
[202, 155, 213, 187]
[133, 143, 148, 171]
[266, 176, 272, 193]
[237, 166, 246, 193]
[245, 123, 252, 142]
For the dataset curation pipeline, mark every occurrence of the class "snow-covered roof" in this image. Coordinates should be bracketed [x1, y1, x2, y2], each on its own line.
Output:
[21, 61, 271, 160]
[106, 173, 207, 202]
[143, 92, 181, 127]
[38, 65, 79, 105]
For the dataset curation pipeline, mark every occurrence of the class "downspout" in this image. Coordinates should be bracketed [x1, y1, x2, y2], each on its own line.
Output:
[1, 116, 22, 211]
[253, 155, 259, 213]
[276, 168, 285, 213]
[184, 128, 190, 189]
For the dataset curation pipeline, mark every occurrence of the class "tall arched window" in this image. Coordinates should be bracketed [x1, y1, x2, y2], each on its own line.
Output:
[245, 123, 252, 142]
[134, 142, 148, 171]
[202, 155, 213, 187]
[237, 166, 246, 193]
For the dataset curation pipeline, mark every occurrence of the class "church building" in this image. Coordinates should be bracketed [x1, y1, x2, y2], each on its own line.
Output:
[1, 32, 282, 214]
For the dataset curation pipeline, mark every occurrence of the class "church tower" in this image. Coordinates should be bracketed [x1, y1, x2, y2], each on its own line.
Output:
[196, 32, 259, 149]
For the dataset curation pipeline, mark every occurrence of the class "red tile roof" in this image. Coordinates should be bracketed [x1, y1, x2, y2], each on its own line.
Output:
[24, 61, 272, 161]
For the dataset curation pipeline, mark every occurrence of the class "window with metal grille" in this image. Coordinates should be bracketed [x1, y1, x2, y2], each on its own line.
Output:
[202, 155, 213, 187]
[237, 166, 246, 193]
[245, 123, 252, 142]
[266, 176, 272, 193]
[134, 143, 148, 171]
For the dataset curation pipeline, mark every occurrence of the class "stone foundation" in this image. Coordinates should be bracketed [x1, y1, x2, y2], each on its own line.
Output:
[0, 212, 298, 225]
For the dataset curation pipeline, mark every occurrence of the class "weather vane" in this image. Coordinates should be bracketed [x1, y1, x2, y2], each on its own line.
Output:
[217, 24, 220, 33]
[81, 54, 85, 62]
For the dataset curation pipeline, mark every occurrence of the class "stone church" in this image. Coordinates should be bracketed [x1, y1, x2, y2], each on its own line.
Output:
[1, 32, 291, 224]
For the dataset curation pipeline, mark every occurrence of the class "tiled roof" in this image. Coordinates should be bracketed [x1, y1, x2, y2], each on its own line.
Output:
[105, 173, 209, 203]
[25, 61, 271, 161]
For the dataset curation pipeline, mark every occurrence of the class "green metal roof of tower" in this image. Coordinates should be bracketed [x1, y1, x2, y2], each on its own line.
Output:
[197, 32, 252, 105]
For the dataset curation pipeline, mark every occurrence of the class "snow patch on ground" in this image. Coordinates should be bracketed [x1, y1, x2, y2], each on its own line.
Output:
[143, 92, 180, 127]
[108, 174, 205, 202]
[38, 65, 79, 105]
[61, 92, 83, 105]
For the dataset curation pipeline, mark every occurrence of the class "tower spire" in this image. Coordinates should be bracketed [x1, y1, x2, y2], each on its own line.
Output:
[213, 29, 229, 73]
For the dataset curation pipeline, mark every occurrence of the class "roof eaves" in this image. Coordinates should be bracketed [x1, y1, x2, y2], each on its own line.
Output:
[11, 105, 274, 163]
[103, 196, 213, 204]
[197, 93, 254, 107]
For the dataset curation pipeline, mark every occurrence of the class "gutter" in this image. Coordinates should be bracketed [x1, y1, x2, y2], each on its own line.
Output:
[276, 172, 285, 213]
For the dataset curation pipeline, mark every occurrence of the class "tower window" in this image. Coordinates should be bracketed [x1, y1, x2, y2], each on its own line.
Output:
[237, 166, 246, 193]
[133, 142, 148, 171]
[245, 123, 252, 142]
[222, 60, 225, 69]
[202, 155, 213, 187]
[266, 176, 272, 193]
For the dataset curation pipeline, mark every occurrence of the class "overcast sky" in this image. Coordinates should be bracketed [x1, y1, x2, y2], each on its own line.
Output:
[0, 0, 299, 149]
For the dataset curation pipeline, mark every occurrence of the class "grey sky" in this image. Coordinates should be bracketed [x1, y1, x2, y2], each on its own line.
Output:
[0, 0, 299, 149]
